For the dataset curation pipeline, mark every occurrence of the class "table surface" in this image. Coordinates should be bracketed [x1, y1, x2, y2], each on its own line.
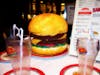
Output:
[0, 52, 100, 75]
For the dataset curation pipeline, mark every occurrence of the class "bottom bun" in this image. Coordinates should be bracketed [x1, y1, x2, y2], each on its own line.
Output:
[32, 44, 68, 56]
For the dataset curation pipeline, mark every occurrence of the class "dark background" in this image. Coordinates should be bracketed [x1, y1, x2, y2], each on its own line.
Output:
[0, 0, 75, 51]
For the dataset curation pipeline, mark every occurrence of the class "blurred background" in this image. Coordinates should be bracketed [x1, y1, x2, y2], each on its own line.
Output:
[0, 0, 76, 51]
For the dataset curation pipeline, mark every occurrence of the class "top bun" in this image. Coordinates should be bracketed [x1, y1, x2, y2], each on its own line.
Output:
[28, 13, 68, 36]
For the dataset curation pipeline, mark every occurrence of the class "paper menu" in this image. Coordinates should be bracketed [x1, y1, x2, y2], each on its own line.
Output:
[69, 0, 100, 61]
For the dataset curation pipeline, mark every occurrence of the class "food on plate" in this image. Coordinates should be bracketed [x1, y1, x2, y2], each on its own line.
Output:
[28, 13, 68, 56]
[73, 71, 79, 75]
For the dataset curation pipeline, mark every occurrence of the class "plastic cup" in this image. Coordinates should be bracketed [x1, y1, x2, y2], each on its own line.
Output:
[6, 35, 32, 75]
[76, 38, 99, 75]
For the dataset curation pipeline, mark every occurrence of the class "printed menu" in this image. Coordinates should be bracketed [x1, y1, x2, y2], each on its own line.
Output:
[69, 0, 100, 61]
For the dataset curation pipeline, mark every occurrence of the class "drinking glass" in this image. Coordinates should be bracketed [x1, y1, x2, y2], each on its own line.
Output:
[6, 35, 32, 75]
[76, 38, 99, 75]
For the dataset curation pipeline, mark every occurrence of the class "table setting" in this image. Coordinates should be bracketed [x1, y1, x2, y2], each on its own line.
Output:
[0, 13, 100, 75]
[0, 50, 100, 75]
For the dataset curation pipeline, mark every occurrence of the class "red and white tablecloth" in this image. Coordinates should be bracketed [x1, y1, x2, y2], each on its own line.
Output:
[0, 52, 100, 75]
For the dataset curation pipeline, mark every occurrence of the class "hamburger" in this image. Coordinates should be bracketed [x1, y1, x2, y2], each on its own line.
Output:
[28, 13, 68, 56]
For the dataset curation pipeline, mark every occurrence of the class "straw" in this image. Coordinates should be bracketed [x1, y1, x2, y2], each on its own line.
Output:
[84, 56, 87, 75]
[19, 28, 23, 75]
[13, 24, 24, 75]
[88, 25, 94, 39]
[83, 25, 94, 75]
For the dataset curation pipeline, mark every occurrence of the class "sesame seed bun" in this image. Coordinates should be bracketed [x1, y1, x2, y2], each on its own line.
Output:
[28, 13, 68, 36]
[32, 44, 68, 56]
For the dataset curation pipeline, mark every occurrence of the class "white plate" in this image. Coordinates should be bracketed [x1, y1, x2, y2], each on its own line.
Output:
[4, 67, 45, 75]
[60, 64, 100, 75]
[0, 52, 11, 61]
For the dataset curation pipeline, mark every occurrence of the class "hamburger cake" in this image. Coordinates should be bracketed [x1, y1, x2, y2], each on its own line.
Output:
[28, 13, 68, 56]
